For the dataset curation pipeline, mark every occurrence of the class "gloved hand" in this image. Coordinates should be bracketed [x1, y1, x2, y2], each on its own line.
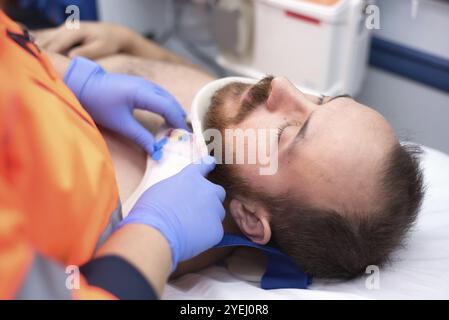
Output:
[118, 156, 226, 271]
[64, 57, 188, 155]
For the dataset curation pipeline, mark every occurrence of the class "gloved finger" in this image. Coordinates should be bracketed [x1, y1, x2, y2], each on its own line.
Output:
[135, 86, 188, 130]
[219, 208, 226, 222]
[211, 183, 226, 203]
[68, 40, 106, 60]
[138, 87, 187, 128]
[122, 118, 156, 155]
[46, 30, 86, 54]
[195, 156, 217, 176]
[209, 221, 225, 244]
[181, 156, 215, 177]
[151, 85, 187, 117]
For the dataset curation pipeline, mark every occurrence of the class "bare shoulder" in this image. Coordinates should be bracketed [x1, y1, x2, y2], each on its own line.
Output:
[97, 54, 215, 113]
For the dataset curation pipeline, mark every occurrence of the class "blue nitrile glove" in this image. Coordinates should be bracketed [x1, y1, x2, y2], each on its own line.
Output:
[118, 156, 226, 271]
[64, 57, 188, 155]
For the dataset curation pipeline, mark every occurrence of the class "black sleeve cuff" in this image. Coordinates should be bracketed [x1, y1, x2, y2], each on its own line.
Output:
[80, 255, 158, 300]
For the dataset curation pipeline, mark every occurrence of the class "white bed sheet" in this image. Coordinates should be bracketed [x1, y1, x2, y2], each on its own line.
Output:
[163, 146, 449, 300]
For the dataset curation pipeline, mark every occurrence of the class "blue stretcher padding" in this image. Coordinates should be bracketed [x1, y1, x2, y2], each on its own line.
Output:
[215, 234, 312, 290]
[19, 0, 98, 25]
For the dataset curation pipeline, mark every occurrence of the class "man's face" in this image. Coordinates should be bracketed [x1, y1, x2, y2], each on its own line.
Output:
[210, 76, 397, 214]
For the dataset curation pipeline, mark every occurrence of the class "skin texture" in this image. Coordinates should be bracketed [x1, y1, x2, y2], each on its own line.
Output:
[207, 77, 398, 245]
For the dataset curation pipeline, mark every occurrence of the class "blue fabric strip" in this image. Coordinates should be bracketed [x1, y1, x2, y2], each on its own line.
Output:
[216, 234, 311, 290]
[19, 0, 98, 25]
[80, 255, 158, 300]
[370, 36, 449, 93]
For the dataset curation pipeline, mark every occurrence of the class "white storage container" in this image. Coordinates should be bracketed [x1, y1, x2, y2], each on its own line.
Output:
[217, 0, 372, 96]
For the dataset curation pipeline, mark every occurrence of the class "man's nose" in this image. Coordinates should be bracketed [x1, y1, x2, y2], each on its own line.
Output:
[267, 76, 314, 115]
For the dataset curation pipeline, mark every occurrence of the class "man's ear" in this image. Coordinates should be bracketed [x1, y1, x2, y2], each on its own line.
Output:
[229, 198, 271, 245]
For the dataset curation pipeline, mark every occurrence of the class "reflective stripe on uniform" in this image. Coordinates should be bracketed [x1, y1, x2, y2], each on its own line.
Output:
[95, 200, 123, 251]
[15, 253, 72, 300]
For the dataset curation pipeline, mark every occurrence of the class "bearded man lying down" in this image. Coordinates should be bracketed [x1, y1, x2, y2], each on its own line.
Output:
[39, 22, 424, 280]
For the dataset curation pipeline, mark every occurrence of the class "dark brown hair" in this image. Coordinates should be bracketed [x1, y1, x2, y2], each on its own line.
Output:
[204, 83, 425, 279]
[265, 143, 424, 279]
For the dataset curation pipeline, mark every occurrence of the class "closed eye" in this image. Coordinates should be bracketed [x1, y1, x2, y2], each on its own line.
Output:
[324, 94, 353, 104]
[276, 122, 301, 143]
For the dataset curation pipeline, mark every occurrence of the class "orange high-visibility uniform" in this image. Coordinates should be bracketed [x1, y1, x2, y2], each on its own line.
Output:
[0, 10, 122, 299]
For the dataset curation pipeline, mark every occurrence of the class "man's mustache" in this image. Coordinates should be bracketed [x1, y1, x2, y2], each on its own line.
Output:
[230, 76, 274, 125]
